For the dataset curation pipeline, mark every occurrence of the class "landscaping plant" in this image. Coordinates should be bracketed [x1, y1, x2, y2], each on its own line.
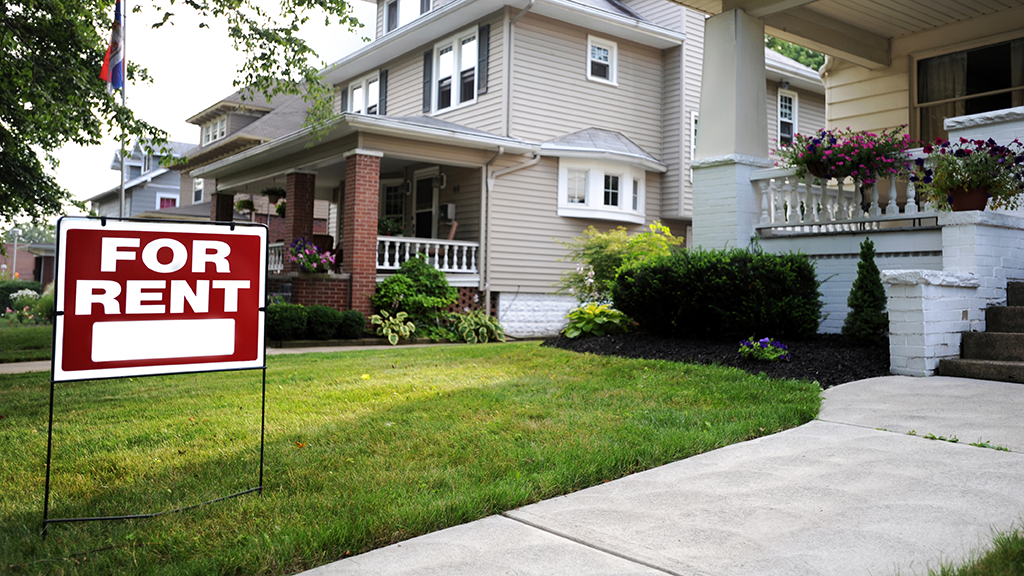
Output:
[372, 255, 457, 339]
[738, 336, 792, 362]
[908, 137, 1024, 211]
[447, 310, 505, 344]
[562, 303, 632, 338]
[371, 309, 416, 345]
[304, 305, 344, 340]
[842, 237, 888, 344]
[267, 302, 307, 341]
[288, 237, 334, 273]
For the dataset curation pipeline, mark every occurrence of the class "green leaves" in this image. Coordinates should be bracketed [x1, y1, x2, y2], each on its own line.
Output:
[371, 310, 416, 345]
[562, 303, 632, 339]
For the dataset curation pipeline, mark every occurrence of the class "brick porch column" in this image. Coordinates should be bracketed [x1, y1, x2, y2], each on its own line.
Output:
[342, 149, 382, 319]
[283, 171, 316, 274]
[210, 191, 234, 222]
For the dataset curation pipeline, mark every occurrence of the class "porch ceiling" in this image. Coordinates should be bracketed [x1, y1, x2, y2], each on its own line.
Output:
[675, 0, 1024, 69]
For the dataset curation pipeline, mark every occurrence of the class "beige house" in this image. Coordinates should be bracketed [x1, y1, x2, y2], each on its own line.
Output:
[189, 0, 824, 336]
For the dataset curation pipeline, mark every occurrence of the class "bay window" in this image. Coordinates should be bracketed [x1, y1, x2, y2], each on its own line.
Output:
[557, 159, 646, 224]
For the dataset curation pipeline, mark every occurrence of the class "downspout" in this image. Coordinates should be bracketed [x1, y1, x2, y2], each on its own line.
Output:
[484, 151, 541, 315]
[505, 0, 536, 138]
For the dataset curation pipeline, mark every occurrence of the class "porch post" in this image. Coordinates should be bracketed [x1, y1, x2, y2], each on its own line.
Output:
[342, 149, 382, 319]
[210, 190, 235, 222]
[283, 171, 316, 274]
[691, 8, 772, 250]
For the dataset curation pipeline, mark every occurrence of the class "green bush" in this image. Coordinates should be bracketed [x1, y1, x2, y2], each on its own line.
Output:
[842, 237, 888, 344]
[562, 303, 632, 338]
[305, 305, 343, 340]
[612, 247, 823, 340]
[35, 284, 55, 323]
[337, 310, 366, 339]
[267, 303, 307, 341]
[372, 255, 457, 339]
[0, 280, 41, 311]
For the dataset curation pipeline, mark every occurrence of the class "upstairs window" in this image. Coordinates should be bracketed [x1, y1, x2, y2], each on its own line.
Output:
[587, 36, 617, 85]
[916, 37, 1024, 143]
[384, 0, 428, 34]
[202, 116, 227, 145]
[432, 29, 477, 113]
[193, 178, 203, 204]
[348, 73, 383, 115]
[778, 89, 797, 146]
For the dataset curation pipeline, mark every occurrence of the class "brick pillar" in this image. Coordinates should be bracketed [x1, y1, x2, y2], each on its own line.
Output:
[342, 150, 381, 319]
[284, 172, 316, 274]
[210, 192, 234, 222]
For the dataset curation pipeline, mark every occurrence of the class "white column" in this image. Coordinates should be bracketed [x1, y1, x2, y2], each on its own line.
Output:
[691, 9, 771, 250]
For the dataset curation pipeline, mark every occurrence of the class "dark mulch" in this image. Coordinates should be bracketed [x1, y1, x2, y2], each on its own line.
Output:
[541, 332, 889, 390]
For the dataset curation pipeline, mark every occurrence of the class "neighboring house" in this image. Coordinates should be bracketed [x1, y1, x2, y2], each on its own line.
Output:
[87, 140, 194, 217]
[188, 0, 824, 336]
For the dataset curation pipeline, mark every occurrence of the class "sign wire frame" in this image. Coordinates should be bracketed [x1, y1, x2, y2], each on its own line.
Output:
[42, 216, 270, 536]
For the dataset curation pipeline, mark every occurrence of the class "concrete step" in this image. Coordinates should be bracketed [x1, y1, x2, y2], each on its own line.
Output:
[1009, 282, 1024, 307]
[986, 307, 1024, 333]
[938, 358, 1024, 384]
[962, 332, 1024, 362]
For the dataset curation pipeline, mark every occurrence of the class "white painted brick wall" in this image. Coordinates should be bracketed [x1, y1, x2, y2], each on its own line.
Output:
[498, 293, 577, 339]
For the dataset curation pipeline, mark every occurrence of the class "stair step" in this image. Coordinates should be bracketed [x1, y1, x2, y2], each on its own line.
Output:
[962, 332, 1024, 362]
[938, 358, 1024, 384]
[986, 307, 1024, 333]
[1009, 282, 1024, 307]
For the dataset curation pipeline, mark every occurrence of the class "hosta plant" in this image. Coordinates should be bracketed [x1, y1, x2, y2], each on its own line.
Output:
[448, 311, 505, 344]
[562, 303, 632, 339]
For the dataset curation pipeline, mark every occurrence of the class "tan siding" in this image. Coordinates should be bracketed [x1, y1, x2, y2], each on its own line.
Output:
[799, 86, 826, 134]
[359, 133, 497, 166]
[623, 0, 683, 28]
[681, 8, 705, 219]
[381, 50, 424, 117]
[661, 46, 683, 218]
[439, 166, 481, 241]
[375, 0, 384, 39]
[509, 13, 663, 158]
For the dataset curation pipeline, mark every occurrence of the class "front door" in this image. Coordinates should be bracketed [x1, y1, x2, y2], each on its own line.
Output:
[414, 172, 437, 238]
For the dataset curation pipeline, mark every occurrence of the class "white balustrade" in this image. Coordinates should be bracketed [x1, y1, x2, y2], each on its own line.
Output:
[376, 236, 479, 274]
[268, 242, 285, 273]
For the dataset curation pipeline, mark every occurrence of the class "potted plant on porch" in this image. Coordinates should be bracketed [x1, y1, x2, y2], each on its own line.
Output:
[909, 137, 1024, 211]
[377, 216, 404, 236]
[774, 126, 913, 191]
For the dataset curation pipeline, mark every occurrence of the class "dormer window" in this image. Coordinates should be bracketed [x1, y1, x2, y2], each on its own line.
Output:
[384, 0, 429, 34]
[202, 116, 227, 145]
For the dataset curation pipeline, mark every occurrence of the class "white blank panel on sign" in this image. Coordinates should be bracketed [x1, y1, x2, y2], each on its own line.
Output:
[91, 319, 236, 362]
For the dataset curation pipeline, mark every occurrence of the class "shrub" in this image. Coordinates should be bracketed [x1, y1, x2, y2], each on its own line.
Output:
[35, 283, 55, 323]
[842, 237, 888, 344]
[0, 280, 41, 310]
[562, 303, 632, 339]
[337, 310, 366, 339]
[267, 303, 307, 341]
[305, 305, 343, 340]
[612, 247, 823, 340]
[557, 222, 683, 304]
[448, 311, 505, 344]
[372, 255, 456, 339]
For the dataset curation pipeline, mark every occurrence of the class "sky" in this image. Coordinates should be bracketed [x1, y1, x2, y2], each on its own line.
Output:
[52, 0, 378, 213]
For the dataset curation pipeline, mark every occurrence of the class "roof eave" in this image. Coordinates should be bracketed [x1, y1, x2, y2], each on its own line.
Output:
[540, 145, 668, 172]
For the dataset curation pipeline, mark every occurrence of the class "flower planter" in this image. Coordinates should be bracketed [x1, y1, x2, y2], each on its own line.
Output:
[947, 186, 990, 212]
[805, 160, 830, 180]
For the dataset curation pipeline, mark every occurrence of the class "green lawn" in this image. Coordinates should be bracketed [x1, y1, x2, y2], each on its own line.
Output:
[1, 342, 821, 575]
[0, 324, 52, 363]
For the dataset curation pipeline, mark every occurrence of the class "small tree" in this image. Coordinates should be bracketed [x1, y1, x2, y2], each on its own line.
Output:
[842, 237, 888, 343]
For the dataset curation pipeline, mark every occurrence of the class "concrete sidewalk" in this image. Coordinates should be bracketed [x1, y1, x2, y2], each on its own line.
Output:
[300, 375, 1024, 576]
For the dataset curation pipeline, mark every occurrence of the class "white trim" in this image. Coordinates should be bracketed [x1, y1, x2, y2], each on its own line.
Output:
[586, 35, 617, 85]
[431, 26, 479, 115]
[346, 71, 382, 115]
[777, 88, 797, 146]
[689, 110, 698, 184]
[155, 191, 179, 210]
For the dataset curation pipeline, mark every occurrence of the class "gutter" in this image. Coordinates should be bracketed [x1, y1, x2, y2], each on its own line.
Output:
[481, 146, 504, 315]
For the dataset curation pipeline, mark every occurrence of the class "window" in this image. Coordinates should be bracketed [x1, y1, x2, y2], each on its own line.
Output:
[432, 29, 477, 113]
[202, 116, 227, 145]
[347, 73, 383, 115]
[557, 159, 645, 224]
[193, 178, 203, 204]
[384, 0, 428, 34]
[587, 36, 617, 84]
[778, 89, 797, 146]
[156, 193, 178, 210]
[916, 37, 1024, 143]
[380, 179, 405, 219]
[689, 111, 698, 183]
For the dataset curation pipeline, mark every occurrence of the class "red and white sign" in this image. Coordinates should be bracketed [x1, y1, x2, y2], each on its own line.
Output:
[53, 218, 267, 381]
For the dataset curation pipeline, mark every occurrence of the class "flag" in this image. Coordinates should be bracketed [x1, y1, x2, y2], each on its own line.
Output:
[99, 0, 124, 92]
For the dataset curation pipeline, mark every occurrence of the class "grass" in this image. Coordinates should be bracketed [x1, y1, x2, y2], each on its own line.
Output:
[0, 342, 821, 575]
[0, 324, 52, 363]
[917, 528, 1024, 575]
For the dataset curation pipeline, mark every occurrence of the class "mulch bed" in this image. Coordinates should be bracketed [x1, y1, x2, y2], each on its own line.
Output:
[541, 332, 889, 390]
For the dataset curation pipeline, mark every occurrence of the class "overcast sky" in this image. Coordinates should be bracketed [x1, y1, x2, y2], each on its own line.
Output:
[52, 0, 378, 213]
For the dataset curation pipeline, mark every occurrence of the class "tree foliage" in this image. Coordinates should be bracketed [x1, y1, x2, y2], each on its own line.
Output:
[842, 237, 889, 344]
[765, 36, 825, 72]
[0, 0, 363, 225]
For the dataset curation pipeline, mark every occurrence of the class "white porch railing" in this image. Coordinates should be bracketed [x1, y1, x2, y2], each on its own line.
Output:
[377, 236, 479, 274]
[269, 242, 285, 273]
[751, 149, 935, 234]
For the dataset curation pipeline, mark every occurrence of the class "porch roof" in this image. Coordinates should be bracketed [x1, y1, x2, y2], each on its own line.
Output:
[673, 0, 1024, 69]
[192, 113, 538, 186]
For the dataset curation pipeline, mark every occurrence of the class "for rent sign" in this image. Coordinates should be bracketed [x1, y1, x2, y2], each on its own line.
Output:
[53, 218, 267, 381]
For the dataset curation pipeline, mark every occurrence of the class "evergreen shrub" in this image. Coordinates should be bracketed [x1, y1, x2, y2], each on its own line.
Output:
[612, 247, 823, 339]
[842, 238, 888, 344]
[305, 305, 343, 340]
[337, 310, 366, 339]
[267, 303, 307, 341]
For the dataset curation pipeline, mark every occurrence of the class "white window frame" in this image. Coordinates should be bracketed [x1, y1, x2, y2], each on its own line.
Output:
[347, 72, 381, 115]
[777, 89, 797, 147]
[155, 192, 179, 210]
[432, 28, 478, 114]
[193, 178, 204, 204]
[202, 116, 227, 145]
[557, 159, 645, 224]
[384, 0, 427, 34]
[587, 36, 617, 85]
[689, 110, 698, 184]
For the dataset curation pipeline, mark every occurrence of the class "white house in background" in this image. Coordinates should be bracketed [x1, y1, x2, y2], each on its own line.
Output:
[185, 0, 825, 336]
[87, 140, 195, 218]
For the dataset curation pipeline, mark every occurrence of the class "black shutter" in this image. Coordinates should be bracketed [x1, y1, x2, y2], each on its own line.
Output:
[339, 87, 348, 114]
[477, 24, 490, 95]
[423, 50, 433, 113]
[379, 70, 388, 116]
